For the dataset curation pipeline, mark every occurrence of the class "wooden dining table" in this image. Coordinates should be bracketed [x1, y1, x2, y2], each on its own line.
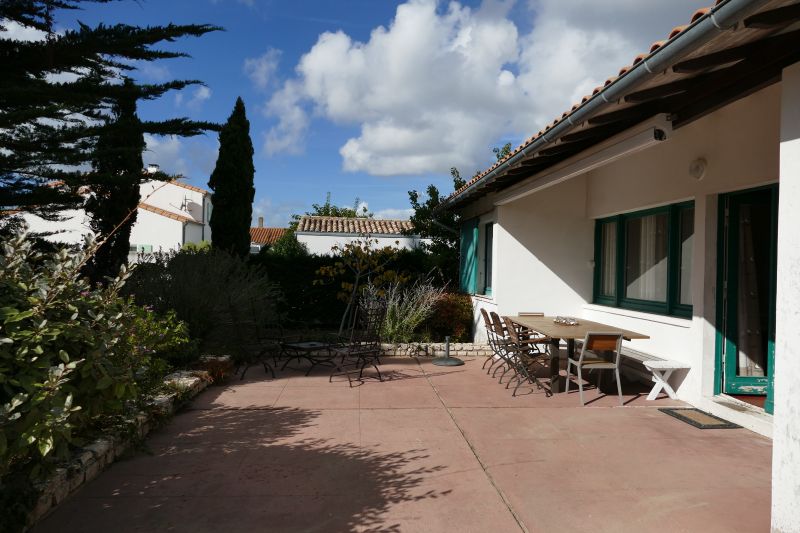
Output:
[510, 315, 649, 393]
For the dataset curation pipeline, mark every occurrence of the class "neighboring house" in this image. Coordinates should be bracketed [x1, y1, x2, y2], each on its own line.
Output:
[15, 175, 212, 259]
[132, 178, 212, 257]
[295, 215, 423, 255]
[441, 2, 800, 529]
[250, 217, 286, 253]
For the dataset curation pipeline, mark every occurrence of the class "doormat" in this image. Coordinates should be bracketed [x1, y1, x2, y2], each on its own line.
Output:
[659, 408, 741, 429]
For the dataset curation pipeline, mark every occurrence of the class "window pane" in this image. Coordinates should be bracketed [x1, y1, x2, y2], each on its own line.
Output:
[484, 223, 493, 292]
[678, 207, 694, 306]
[599, 221, 617, 297]
[625, 213, 668, 301]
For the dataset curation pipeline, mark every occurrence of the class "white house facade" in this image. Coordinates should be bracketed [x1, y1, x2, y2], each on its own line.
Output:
[295, 216, 424, 256]
[441, 2, 800, 530]
[130, 179, 212, 256]
[17, 179, 212, 259]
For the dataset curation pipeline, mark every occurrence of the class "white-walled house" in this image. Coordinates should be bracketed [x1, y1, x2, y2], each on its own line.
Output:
[131, 179, 212, 256]
[17, 179, 212, 259]
[441, 2, 800, 529]
[295, 216, 423, 255]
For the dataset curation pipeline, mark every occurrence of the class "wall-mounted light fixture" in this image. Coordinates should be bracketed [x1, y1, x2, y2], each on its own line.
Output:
[689, 157, 707, 180]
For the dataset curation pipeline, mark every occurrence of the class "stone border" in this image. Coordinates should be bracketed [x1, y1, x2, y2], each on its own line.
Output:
[27, 370, 211, 529]
[380, 342, 492, 358]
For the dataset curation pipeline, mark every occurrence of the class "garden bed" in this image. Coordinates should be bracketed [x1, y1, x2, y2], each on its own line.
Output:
[26, 370, 211, 530]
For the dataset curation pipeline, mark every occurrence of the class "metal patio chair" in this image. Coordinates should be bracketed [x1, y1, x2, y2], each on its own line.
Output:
[565, 332, 624, 406]
[502, 316, 550, 396]
[481, 309, 507, 373]
[329, 299, 387, 387]
[226, 299, 277, 380]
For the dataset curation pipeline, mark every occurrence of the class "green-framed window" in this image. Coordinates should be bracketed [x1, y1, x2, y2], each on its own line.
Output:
[593, 201, 694, 318]
[483, 222, 494, 296]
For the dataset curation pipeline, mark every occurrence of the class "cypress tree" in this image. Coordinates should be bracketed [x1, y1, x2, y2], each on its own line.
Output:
[208, 97, 255, 257]
[0, 1, 221, 224]
[84, 79, 144, 282]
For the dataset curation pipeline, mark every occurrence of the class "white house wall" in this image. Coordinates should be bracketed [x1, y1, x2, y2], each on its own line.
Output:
[128, 209, 184, 253]
[772, 61, 800, 533]
[296, 233, 423, 256]
[139, 181, 204, 223]
[20, 209, 91, 245]
[183, 222, 204, 245]
[479, 81, 781, 431]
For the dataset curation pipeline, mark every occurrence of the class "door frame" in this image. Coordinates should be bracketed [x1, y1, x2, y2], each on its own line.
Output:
[714, 184, 778, 413]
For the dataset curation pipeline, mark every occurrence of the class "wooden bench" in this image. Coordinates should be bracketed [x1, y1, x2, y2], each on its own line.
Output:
[620, 347, 690, 400]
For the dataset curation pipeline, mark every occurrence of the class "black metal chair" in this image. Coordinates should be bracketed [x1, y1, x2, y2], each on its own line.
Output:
[226, 299, 277, 380]
[329, 299, 387, 387]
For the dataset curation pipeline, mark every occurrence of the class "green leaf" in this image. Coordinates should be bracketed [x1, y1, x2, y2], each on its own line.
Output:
[38, 435, 54, 457]
[59, 350, 69, 363]
[96, 376, 113, 390]
[5, 309, 34, 323]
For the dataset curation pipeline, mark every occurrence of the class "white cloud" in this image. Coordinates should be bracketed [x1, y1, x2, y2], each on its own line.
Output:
[373, 207, 414, 220]
[134, 61, 171, 82]
[144, 134, 219, 179]
[189, 86, 212, 108]
[252, 196, 304, 227]
[264, 80, 309, 155]
[173, 85, 212, 110]
[0, 19, 48, 41]
[144, 134, 189, 176]
[263, 0, 701, 175]
[244, 48, 281, 90]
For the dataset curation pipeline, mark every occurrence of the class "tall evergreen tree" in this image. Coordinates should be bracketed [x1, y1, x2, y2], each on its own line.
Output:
[83, 79, 218, 282]
[0, 1, 220, 224]
[208, 97, 255, 257]
[84, 79, 144, 281]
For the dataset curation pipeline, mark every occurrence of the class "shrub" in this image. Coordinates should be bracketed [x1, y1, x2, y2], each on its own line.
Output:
[381, 279, 444, 343]
[263, 228, 308, 257]
[421, 292, 473, 342]
[0, 232, 181, 480]
[124, 248, 279, 354]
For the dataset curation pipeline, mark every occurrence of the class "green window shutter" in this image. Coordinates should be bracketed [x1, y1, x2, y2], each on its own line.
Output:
[459, 218, 479, 294]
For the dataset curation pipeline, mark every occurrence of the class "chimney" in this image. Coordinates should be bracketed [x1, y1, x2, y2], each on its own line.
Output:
[146, 163, 160, 174]
[258, 216, 264, 228]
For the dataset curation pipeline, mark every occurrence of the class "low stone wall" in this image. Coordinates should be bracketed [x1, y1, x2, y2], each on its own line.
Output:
[27, 370, 211, 529]
[380, 342, 492, 358]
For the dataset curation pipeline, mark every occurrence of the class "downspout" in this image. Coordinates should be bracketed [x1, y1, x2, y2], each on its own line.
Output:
[444, 0, 771, 209]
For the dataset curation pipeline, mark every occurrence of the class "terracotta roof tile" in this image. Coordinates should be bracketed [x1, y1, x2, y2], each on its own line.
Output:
[297, 216, 414, 235]
[170, 180, 210, 196]
[250, 227, 286, 245]
[138, 202, 196, 224]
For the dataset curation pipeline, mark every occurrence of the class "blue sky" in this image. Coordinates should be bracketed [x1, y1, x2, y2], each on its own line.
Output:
[50, 0, 703, 226]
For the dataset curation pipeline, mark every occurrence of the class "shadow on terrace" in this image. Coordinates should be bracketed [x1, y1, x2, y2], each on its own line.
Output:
[34, 396, 450, 532]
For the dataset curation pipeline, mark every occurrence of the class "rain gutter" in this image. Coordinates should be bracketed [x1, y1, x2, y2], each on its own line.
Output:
[442, 0, 772, 210]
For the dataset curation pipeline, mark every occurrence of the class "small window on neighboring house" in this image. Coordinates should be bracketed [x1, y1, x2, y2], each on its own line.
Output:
[130, 244, 153, 254]
[594, 202, 694, 317]
[483, 223, 494, 295]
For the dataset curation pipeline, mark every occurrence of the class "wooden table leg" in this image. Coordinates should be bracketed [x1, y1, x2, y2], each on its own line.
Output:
[550, 338, 562, 393]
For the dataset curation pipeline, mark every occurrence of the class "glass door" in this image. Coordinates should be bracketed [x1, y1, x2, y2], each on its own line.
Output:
[718, 186, 777, 410]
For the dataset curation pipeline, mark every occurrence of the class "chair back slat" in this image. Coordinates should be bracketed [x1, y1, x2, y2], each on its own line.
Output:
[480, 308, 493, 329]
[579, 332, 623, 365]
[502, 316, 520, 343]
[490, 311, 506, 337]
[586, 335, 621, 352]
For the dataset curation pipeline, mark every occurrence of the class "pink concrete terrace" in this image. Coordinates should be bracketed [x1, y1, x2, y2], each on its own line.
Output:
[35, 357, 772, 532]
